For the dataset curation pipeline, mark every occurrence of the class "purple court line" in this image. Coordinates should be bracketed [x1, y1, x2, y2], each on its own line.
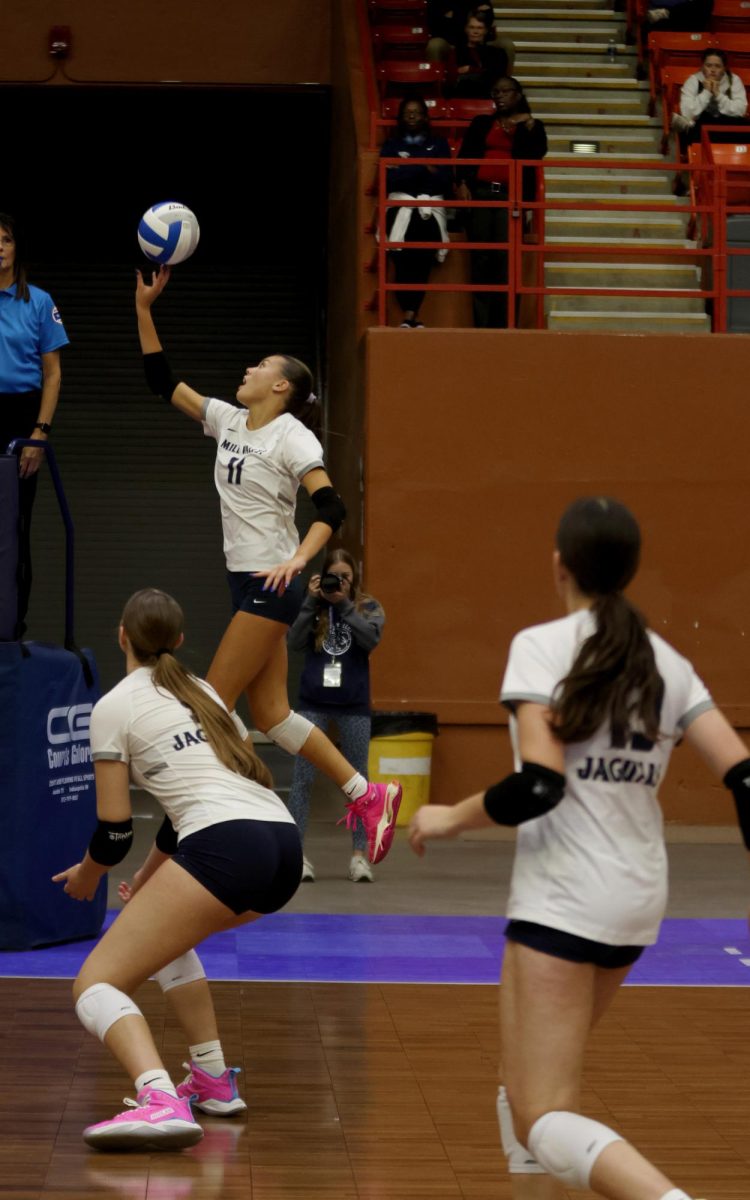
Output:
[1, 915, 750, 986]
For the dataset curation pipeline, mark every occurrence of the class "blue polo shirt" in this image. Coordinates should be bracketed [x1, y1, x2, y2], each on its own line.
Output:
[0, 283, 69, 393]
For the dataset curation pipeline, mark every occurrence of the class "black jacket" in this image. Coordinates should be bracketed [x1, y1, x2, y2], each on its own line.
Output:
[457, 113, 548, 198]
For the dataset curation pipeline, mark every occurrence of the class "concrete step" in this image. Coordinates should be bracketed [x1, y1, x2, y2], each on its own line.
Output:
[546, 212, 689, 238]
[527, 95, 648, 115]
[546, 234, 697, 246]
[513, 40, 636, 55]
[500, 23, 623, 42]
[499, 7, 624, 19]
[544, 170, 672, 192]
[515, 58, 635, 75]
[546, 261, 702, 286]
[549, 292, 706, 312]
[550, 150, 664, 160]
[547, 131, 661, 154]
[544, 191, 688, 206]
[546, 309, 711, 330]
[496, 0, 613, 9]
[523, 77, 648, 91]
[537, 113, 660, 126]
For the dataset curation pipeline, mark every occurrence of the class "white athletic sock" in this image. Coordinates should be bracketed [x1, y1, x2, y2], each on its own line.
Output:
[660, 1191, 691, 1200]
[135, 1068, 177, 1098]
[342, 773, 368, 801]
[190, 1039, 226, 1076]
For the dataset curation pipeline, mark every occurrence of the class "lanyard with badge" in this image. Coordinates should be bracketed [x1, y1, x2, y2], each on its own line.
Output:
[322, 604, 347, 687]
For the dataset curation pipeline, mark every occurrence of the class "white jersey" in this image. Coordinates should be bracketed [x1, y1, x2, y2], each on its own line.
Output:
[500, 609, 714, 946]
[201, 399, 325, 571]
[89, 667, 295, 840]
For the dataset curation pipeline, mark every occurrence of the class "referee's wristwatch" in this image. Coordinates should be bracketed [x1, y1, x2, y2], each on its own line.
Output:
[34, 421, 52, 434]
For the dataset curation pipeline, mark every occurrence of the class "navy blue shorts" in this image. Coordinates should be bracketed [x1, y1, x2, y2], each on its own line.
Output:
[172, 819, 302, 915]
[227, 571, 304, 626]
[505, 920, 645, 970]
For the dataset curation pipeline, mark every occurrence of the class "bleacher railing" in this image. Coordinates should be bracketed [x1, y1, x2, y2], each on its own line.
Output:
[375, 152, 750, 330]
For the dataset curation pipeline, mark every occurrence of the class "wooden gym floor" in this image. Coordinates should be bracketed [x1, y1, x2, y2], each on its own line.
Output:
[4, 977, 749, 1199]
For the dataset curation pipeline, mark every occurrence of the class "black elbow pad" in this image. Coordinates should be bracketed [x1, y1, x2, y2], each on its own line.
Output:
[88, 818, 134, 866]
[143, 351, 178, 402]
[724, 758, 750, 850]
[311, 485, 346, 532]
[155, 815, 179, 855]
[483, 762, 565, 827]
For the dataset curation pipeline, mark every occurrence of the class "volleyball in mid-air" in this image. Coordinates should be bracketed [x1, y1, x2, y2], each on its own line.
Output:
[137, 201, 200, 265]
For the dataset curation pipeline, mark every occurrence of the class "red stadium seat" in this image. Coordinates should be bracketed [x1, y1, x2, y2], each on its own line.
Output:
[372, 23, 429, 59]
[377, 60, 447, 97]
[368, 0, 428, 18]
[648, 31, 716, 111]
[446, 98, 494, 120]
[380, 97, 450, 118]
[711, 0, 750, 31]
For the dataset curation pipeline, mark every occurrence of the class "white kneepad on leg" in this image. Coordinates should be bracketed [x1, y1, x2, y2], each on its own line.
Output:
[75, 983, 142, 1042]
[154, 950, 206, 993]
[266, 711, 314, 754]
[527, 1111, 624, 1190]
[497, 1087, 545, 1174]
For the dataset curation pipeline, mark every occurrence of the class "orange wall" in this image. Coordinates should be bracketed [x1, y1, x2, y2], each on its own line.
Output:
[364, 327, 750, 822]
[2, 0, 330, 84]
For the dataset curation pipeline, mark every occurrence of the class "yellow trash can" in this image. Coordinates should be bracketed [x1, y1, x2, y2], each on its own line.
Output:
[367, 712, 438, 826]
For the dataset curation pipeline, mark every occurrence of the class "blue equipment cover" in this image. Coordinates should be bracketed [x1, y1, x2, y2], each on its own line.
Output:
[0, 641, 104, 950]
[0, 455, 19, 641]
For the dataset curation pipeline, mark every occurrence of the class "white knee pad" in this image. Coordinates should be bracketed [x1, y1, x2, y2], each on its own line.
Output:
[497, 1087, 545, 1174]
[527, 1110, 624, 1190]
[154, 949, 206, 993]
[75, 983, 142, 1042]
[266, 710, 314, 754]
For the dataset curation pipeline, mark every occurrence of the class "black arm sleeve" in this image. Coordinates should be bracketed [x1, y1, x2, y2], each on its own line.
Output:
[88, 818, 134, 866]
[155, 815, 179, 855]
[143, 351, 178, 403]
[724, 758, 750, 850]
[483, 762, 566, 827]
[311, 486, 346, 533]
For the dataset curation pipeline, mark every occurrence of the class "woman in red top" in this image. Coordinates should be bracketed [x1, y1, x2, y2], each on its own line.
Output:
[457, 76, 547, 327]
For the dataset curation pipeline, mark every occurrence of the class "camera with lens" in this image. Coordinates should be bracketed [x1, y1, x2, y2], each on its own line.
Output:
[320, 572, 345, 595]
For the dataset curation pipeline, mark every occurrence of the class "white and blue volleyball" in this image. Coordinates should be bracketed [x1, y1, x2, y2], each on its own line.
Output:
[137, 202, 200, 265]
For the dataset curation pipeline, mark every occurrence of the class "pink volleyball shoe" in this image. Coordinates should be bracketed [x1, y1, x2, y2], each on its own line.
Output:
[342, 781, 402, 864]
[176, 1062, 247, 1116]
[83, 1088, 203, 1151]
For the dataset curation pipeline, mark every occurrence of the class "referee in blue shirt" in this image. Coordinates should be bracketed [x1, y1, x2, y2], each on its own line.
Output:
[0, 214, 69, 636]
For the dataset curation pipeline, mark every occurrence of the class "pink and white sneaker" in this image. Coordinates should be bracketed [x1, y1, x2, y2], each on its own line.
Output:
[176, 1062, 247, 1116]
[342, 781, 402, 864]
[83, 1087, 203, 1151]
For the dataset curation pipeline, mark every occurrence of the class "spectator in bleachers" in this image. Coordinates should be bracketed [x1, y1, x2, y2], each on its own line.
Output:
[456, 76, 548, 327]
[448, 10, 510, 99]
[427, 1, 515, 77]
[674, 48, 748, 144]
[646, 0, 713, 32]
[380, 97, 453, 328]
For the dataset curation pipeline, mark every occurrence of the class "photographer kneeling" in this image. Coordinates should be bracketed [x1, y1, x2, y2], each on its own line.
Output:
[287, 550, 385, 882]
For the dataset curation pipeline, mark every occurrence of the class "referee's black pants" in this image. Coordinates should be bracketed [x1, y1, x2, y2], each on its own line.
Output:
[0, 391, 42, 638]
[465, 183, 509, 329]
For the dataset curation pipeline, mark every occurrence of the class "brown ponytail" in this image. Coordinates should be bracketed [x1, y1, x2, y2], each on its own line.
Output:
[551, 498, 663, 745]
[121, 588, 272, 788]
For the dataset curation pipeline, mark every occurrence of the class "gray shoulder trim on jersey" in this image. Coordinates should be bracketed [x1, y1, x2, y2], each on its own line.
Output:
[298, 459, 325, 478]
[201, 396, 211, 420]
[91, 751, 125, 762]
[677, 699, 716, 731]
[500, 691, 552, 711]
[143, 763, 169, 778]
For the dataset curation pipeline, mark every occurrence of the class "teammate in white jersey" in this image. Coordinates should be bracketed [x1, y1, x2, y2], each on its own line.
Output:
[133, 266, 400, 865]
[53, 588, 303, 1151]
[409, 497, 750, 1200]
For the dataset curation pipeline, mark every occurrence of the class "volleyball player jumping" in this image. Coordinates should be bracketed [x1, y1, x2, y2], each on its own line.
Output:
[134, 266, 400, 863]
[53, 588, 304, 1149]
[409, 497, 750, 1200]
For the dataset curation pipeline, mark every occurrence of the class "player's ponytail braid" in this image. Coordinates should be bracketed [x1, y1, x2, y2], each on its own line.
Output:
[551, 498, 664, 746]
[120, 588, 272, 787]
[276, 353, 321, 432]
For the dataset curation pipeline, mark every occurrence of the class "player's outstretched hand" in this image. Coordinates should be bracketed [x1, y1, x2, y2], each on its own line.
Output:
[254, 553, 308, 596]
[408, 804, 458, 857]
[51, 863, 99, 902]
[135, 264, 171, 309]
[118, 867, 147, 904]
